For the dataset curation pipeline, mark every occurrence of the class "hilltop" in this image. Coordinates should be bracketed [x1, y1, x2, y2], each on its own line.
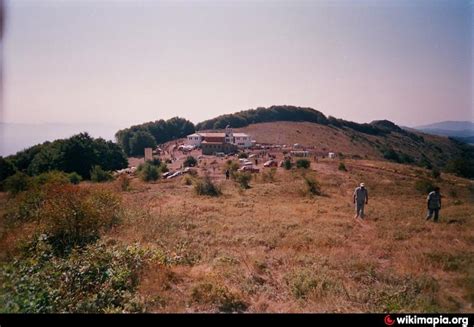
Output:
[114, 106, 473, 177]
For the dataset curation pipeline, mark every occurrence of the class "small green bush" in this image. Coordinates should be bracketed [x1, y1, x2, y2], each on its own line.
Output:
[237, 152, 248, 159]
[90, 165, 114, 183]
[431, 169, 441, 179]
[183, 156, 197, 167]
[303, 175, 321, 196]
[3, 172, 31, 195]
[234, 172, 252, 189]
[39, 184, 122, 255]
[261, 168, 276, 182]
[194, 175, 221, 196]
[139, 163, 159, 182]
[190, 282, 247, 313]
[0, 239, 153, 313]
[338, 162, 347, 171]
[68, 172, 82, 185]
[283, 159, 293, 170]
[296, 159, 311, 169]
[33, 171, 70, 186]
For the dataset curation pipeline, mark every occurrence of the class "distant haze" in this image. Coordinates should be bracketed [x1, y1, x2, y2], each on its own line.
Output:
[1, 0, 473, 153]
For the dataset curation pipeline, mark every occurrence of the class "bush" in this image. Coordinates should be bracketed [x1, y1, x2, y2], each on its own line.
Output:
[183, 156, 197, 168]
[3, 172, 31, 195]
[139, 163, 159, 182]
[224, 160, 240, 173]
[190, 282, 247, 313]
[415, 179, 436, 194]
[39, 184, 122, 255]
[283, 159, 293, 170]
[296, 159, 311, 169]
[194, 175, 221, 196]
[233, 171, 252, 189]
[117, 174, 131, 191]
[431, 169, 441, 180]
[303, 175, 321, 196]
[238, 152, 248, 159]
[261, 168, 276, 182]
[68, 172, 82, 184]
[0, 156, 16, 183]
[338, 162, 347, 171]
[0, 239, 153, 313]
[90, 165, 114, 183]
[183, 175, 194, 186]
[33, 171, 71, 186]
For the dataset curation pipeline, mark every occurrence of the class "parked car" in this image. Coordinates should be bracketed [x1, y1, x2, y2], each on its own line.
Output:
[263, 160, 278, 167]
[238, 165, 260, 173]
[167, 171, 183, 179]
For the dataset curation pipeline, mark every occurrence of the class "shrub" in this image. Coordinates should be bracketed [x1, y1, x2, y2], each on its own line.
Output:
[158, 163, 169, 173]
[234, 171, 252, 189]
[415, 179, 436, 194]
[183, 156, 197, 168]
[139, 163, 159, 182]
[183, 175, 194, 186]
[190, 282, 247, 313]
[0, 156, 16, 183]
[338, 162, 347, 171]
[194, 175, 221, 196]
[283, 159, 293, 170]
[3, 172, 31, 195]
[68, 172, 82, 185]
[296, 159, 311, 169]
[238, 152, 248, 159]
[303, 175, 321, 196]
[38, 184, 122, 255]
[117, 174, 131, 191]
[33, 171, 71, 186]
[0, 239, 153, 313]
[431, 168, 441, 180]
[147, 157, 161, 166]
[90, 165, 114, 183]
[224, 160, 240, 173]
[261, 168, 276, 182]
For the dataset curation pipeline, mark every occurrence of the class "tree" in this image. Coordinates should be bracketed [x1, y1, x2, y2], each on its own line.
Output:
[128, 131, 157, 157]
[0, 157, 16, 182]
[183, 156, 197, 167]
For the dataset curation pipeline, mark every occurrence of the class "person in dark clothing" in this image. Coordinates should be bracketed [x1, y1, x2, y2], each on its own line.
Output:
[426, 187, 441, 222]
[225, 169, 230, 180]
[353, 183, 368, 219]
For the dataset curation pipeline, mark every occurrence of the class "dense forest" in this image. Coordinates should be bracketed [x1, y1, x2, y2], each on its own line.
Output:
[115, 117, 195, 156]
[0, 133, 128, 184]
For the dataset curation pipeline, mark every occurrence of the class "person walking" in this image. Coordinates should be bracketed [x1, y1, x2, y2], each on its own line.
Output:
[353, 183, 369, 219]
[426, 186, 441, 222]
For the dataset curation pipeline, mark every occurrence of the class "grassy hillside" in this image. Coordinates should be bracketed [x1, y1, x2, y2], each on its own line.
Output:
[236, 121, 461, 169]
[1, 155, 473, 312]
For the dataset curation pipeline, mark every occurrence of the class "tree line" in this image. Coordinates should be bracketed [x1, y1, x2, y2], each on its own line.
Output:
[0, 133, 128, 185]
[115, 117, 195, 156]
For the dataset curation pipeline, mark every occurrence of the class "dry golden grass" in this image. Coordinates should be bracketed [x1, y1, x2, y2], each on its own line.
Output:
[100, 158, 474, 313]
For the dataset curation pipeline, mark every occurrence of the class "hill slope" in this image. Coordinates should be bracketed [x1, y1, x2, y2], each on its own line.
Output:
[233, 121, 462, 169]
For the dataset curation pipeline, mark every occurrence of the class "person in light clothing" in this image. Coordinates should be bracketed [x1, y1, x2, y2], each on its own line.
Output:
[353, 183, 369, 219]
[426, 187, 441, 222]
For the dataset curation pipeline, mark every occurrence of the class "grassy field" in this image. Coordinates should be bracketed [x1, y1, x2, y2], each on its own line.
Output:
[1, 157, 473, 313]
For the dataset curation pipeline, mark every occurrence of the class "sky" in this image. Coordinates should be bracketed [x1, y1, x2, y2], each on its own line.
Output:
[1, 0, 473, 131]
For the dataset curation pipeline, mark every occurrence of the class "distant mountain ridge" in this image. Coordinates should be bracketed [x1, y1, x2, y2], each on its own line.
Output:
[412, 121, 474, 139]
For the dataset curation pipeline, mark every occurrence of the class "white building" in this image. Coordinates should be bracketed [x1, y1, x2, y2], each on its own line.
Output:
[186, 133, 202, 146]
[186, 126, 253, 148]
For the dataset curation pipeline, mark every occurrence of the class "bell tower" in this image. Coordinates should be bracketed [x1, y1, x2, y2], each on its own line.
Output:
[225, 125, 234, 144]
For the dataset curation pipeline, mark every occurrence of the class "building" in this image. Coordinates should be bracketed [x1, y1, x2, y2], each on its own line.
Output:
[186, 126, 253, 148]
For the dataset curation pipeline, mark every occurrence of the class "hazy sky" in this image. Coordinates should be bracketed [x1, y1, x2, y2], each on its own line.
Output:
[2, 0, 473, 128]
